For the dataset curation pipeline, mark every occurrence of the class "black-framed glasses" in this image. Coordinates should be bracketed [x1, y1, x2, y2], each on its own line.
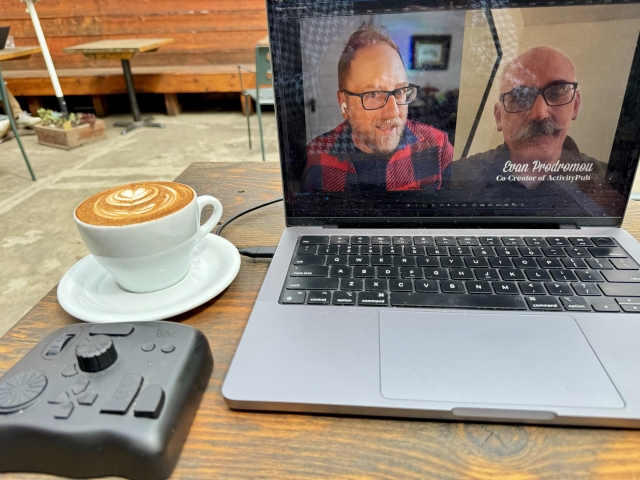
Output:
[341, 84, 419, 110]
[500, 81, 578, 113]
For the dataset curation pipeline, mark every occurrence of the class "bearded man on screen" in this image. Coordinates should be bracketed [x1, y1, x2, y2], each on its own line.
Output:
[302, 24, 453, 193]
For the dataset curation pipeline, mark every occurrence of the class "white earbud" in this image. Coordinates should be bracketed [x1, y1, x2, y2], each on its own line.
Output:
[341, 102, 347, 114]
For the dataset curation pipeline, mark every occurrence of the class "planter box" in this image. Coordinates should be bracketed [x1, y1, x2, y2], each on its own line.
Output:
[34, 120, 106, 150]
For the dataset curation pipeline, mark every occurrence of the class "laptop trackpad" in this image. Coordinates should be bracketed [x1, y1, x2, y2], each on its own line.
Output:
[379, 311, 623, 408]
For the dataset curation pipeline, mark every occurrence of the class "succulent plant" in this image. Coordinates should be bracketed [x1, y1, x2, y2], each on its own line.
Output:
[37, 109, 97, 130]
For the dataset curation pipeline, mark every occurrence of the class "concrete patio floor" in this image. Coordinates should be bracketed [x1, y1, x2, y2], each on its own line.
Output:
[0, 111, 278, 336]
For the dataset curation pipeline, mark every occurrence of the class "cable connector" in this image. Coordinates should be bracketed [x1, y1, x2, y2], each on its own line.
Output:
[238, 246, 277, 259]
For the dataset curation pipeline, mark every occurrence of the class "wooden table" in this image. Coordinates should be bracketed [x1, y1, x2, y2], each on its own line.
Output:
[3, 162, 640, 478]
[0, 47, 41, 181]
[64, 39, 174, 135]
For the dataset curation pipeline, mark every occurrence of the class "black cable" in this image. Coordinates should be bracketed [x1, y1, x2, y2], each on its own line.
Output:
[215, 197, 283, 258]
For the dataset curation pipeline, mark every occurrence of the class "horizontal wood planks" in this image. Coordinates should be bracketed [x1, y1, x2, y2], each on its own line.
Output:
[0, 0, 268, 72]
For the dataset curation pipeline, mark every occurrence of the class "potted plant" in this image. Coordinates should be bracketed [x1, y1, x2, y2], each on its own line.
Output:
[34, 109, 106, 149]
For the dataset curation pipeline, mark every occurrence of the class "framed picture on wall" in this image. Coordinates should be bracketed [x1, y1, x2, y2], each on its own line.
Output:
[411, 35, 451, 70]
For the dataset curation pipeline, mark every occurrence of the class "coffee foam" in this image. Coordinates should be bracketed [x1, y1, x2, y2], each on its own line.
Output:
[75, 182, 194, 227]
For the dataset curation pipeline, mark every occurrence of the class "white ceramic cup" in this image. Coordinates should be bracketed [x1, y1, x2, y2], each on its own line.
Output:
[74, 186, 223, 293]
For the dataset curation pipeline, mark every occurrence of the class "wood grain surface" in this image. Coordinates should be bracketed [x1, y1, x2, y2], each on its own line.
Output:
[0, 46, 41, 62]
[2, 162, 640, 479]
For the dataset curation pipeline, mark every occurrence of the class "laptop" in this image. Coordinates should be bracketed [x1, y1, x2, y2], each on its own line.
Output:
[223, 0, 640, 428]
[0, 27, 9, 50]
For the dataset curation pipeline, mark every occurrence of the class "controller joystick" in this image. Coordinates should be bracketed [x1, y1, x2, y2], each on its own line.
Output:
[75, 335, 117, 372]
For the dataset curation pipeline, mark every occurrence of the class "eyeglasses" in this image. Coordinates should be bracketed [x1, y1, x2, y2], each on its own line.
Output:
[341, 84, 419, 110]
[500, 82, 578, 113]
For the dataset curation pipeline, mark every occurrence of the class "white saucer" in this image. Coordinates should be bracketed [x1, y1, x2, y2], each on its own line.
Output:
[57, 234, 241, 323]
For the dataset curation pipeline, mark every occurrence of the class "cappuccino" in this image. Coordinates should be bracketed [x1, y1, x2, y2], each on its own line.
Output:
[76, 182, 194, 227]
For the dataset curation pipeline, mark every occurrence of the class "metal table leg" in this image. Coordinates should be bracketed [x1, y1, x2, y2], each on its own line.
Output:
[114, 59, 165, 135]
[0, 64, 36, 181]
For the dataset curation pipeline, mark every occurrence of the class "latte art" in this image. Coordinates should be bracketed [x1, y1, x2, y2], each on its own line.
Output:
[76, 182, 194, 226]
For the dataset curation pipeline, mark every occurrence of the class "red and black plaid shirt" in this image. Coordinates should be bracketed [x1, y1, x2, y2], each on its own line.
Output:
[302, 120, 453, 192]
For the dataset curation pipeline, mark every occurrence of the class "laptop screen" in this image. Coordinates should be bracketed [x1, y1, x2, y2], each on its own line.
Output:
[268, 0, 640, 226]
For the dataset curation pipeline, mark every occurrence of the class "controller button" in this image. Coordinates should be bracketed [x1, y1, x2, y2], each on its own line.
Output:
[141, 343, 155, 352]
[100, 373, 143, 415]
[45, 334, 76, 357]
[0, 371, 48, 412]
[53, 402, 74, 419]
[77, 392, 98, 406]
[89, 324, 134, 336]
[161, 344, 175, 353]
[134, 385, 165, 419]
[47, 391, 70, 404]
[61, 363, 78, 378]
[76, 335, 117, 373]
[71, 380, 91, 395]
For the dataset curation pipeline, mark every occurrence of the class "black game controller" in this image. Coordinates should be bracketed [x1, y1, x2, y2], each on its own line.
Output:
[0, 321, 213, 480]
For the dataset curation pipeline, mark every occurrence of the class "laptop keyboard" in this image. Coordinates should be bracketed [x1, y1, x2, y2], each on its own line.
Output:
[280, 235, 640, 312]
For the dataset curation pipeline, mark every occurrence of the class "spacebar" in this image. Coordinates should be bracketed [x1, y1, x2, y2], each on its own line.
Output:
[390, 293, 527, 310]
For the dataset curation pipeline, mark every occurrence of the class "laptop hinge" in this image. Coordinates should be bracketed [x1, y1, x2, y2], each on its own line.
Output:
[559, 224, 580, 229]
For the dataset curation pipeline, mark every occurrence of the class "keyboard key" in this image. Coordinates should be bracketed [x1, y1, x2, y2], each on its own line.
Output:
[479, 237, 501, 246]
[475, 269, 500, 281]
[590, 298, 620, 312]
[440, 280, 465, 293]
[545, 282, 573, 295]
[576, 270, 603, 282]
[332, 291, 356, 305]
[339, 245, 359, 255]
[415, 280, 439, 293]
[404, 246, 425, 256]
[394, 256, 416, 266]
[393, 236, 413, 245]
[616, 297, 640, 305]
[566, 247, 591, 258]
[330, 266, 352, 278]
[562, 258, 587, 269]
[560, 296, 590, 311]
[499, 269, 526, 281]
[457, 236, 479, 246]
[330, 236, 350, 245]
[353, 267, 375, 278]
[519, 282, 546, 295]
[365, 279, 387, 291]
[358, 292, 388, 306]
[569, 237, 594, 247]
[340, 278, 363, 291]
[292, 255, 325, 266]
[299, 236, 329, 245]
[538, 258, 563, 269]
[520, 247, 543, 257]
[449, 246, 472, 256]
[492, 281, 519, 294]
[465, 281, 492, 294]
[542, 247, 567, 257]
[350, 236, 370, 245]
[551, 270, 578, 282]
[281, 290, 306, 304]
[489, 257, 513, 268]
[465, 257, 489, 268]
[286, 277, 338, 290]
[601, 283, 640, 296]
[389, 279, 413, 292]
[547, 237, 570, 246]
[382, 245, 402, 255]
[317, 245, 339, 255]
[349, 255, 369, 266]
[427, 246, 448, 256]
[451, 268, 474, 280]
[435, 236, 456, 246]
[378, 267, 399, 278]
[390, 293, 526, 310]
[501, 237, 524, 246]
[514, 258, 538, 269]
[371, 236, 391, 245]
[589, 247, 627, 258]
[371, 255, 393, 266]
[440, 257, 464, 268]
[473, 246, 495, 256]
[524, 295, 562, 311]
[417, 257, 439, 267]
[602, 270, 640, 283]
[496, 247, 519, 257]
[290, 266, 329, 277]
[620, 304, 640, 313]
[297, 245, 317, 254]
[326, 255, 348, 265]
[525, 269, 552, 281]
[572, 282, 601, 296]
[400, 267, 423, 279]
[524, 237, 548, 246]
[591, 237, 616, 247]
[307, 291, 331, 304]
[586, 258, 613, 270]
[611, 258, 640, 270]
[424, 268, 448, 279]
[413, 236, 434, 246]
[361, 246, 381, 255]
